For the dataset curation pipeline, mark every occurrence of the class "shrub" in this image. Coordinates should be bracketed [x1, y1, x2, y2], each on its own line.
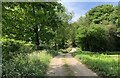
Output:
[2, 37, 52, 77]
[76, 24, 108, 51]
[2, 51, 52, 77]
[59, 49, 68, 53]
[66, 47, 72, 52]
[2, 38, 35, 60]
[48, 50, 59, 56]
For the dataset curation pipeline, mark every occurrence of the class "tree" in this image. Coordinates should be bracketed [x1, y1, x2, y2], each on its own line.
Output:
[68, 22, 78, 47]
[115, 27, 120, 50]
[77, 16, 90, 27]
[75, 4, 120, 51]
[86, 4, 114, 24]
[76, 24, 108, 51]
[53, 12, 73, 49]
[2, 2, 67, 49]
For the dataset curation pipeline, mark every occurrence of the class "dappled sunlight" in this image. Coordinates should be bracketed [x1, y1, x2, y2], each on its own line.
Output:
[46, 55, 65, 76]
[2, 1, 120, 77]
[46, 54, 98, 76]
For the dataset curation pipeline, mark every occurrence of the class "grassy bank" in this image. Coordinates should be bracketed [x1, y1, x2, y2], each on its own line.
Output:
[74, 50, 119, 77]
[2, 38, 56, 77]
[3, 50, 52, 78]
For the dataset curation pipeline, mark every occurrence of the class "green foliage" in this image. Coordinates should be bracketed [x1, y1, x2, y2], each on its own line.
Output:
[76, 24, 108, 51]
[115, 27, 120, 50]
[59, 49, 68, 53]
[1, 3, 120, 77]
[48, 50, 59, 56]
[66, 47, 72, 52]
[86, 4, 114, 24]
[69, 23, 78, 47]
[2, 51, 52, 77]
[58, 47, 72, 54]
[77, 16, 90, 27]
[73, 4, 120, 51]
[74, 50, 119, 77]
[2, 2, 71, 49]
[2, 38, 35, 60]
[117, 27, 120, 37]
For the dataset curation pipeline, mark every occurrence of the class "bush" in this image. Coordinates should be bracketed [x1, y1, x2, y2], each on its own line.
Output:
[66, 47, 72, 52]
[115, 27, 120, 50]
[2, 38, 52, 77]
[2, 38, 35, 60]
[59, 49, 68, 53]
[2, 51, 52, 77]
[76, 24, 108, 51]
[48, 50, 59, 56]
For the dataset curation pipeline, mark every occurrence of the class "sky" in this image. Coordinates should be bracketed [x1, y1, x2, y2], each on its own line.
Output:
[59, 0, 119, 22]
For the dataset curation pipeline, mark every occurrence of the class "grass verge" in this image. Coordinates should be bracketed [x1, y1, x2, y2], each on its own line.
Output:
[74, 50, 119, 77]
[2, 50, 52, 78]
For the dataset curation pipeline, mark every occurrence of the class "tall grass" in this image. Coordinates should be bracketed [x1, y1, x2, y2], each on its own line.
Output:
[74, 50, 119, 77]
[2, 38, 55, 77]
[2, 51, 52, 78]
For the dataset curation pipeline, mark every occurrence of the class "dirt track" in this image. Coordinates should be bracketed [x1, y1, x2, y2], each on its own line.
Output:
[46, 53, 99, 77]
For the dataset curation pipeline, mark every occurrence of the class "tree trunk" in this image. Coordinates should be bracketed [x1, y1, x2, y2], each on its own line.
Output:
[55, 42, 57, 50]
[32, 4, 40, 50]
[61, 39, 65, 48]
[72, 40, 76, 47]
[54, 39, 58, 50]
[34, 26, 40, 50]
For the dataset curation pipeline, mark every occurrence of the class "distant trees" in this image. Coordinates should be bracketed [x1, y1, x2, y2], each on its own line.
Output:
[73, 4, 120, 51]
[76, 24, 108, 51]
[86, 5, 114, 24]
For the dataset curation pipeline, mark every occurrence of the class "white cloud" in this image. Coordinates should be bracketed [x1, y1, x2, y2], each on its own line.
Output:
[60, 1, 118, 22]
[61, 2, 88, 22]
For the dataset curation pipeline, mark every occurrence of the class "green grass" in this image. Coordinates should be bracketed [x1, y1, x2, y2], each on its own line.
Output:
[58, 47, 72, 54]
[2, 50, 52, 78]
[74, 50, 119, 77]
